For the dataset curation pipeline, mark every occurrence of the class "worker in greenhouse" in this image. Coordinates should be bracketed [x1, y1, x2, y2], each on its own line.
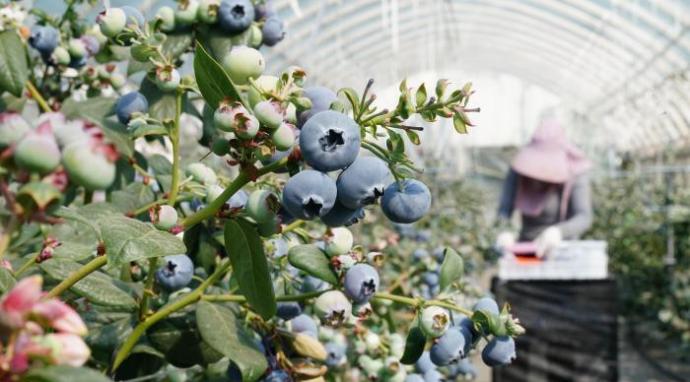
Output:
[495, 119, 593, 257]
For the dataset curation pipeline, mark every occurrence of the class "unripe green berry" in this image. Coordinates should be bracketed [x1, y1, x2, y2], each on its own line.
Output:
[254, 100, 284, 130]
[14, 131, 61, 174]
[175, 0, 200, 26]
[271, 122, 295, 151]
[186, 162, 217, 185]
[155, 6, 176, 32]
[97, 8, 127, 38]
[62, 141, 117, 190]
[420, 306, 450, 338]
[155, 205, 178, 230]
[51, 46, 71, 66]
[246, 190, 279, 224]
[222, 46, 265, 85]
[197, 0, 220, 23]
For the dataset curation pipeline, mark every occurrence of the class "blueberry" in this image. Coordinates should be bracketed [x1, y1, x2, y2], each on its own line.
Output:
[416, 230, 432, 243]
[254, 100, 284, 130]
[121, 6, 145, 28]
[455, 316, 478, 343]
[261, 369, 291, 382]
[214, 103, 259, 138]
[262, 16, 285, 46]
[97, 8, 127, 38]
[0, 113, 30, 148]
[155, 6, 176, 32]
[420, 306, 450, 338]
[186, 162, 218, 185]
[473, 297, 500, 316]
[218, 0, 255, 33]
[14, 131, 61, 174]
[154, 66, 181, 92]
[422, 369, 443, 382]
[254, 0, 276, 20]
[321, 200, 365, 227]
[324, 342, 346, 368]
[276, 302, 301, 320]
[404, 375, 425, 382]
[422, 271, 439, 287]
[289, 314, 318, 338]
[175, 0, 200, 25]
[449, 358, 476, 379]
[430, 327, 467, 366]
[222, 46, 265, 85]
[344, 264, 379, 304]
[412, 249, 429, 262]
[324, 227, 353, 257]
[228, 189, 249, 209]
[155, 254, 194, 292]
[300, 275, 328, 293]
[115, 91, 148, 125]
[381, 179, 431, 224]
[297, 86, 338, 127]
[247, 190, 280, 223]
[29, 25, 59, 56]
[248, 75, 279, 107]
[299, 111, 360, 172]
[314, 290, 352, 327]
[282, 170, 337, 220]
[415, 351, 435, 374]
[432, 247, 445, 262]
[271, 122, 296, 151]
[80, 35, 101, 56]
[63, 140, 117, 190]
[50, 46, 71, 66]
[481, 336, 516, 367]
[198, 0, 220, 23]
[154, 205, 178, 230]
[336, 156, 391, 209]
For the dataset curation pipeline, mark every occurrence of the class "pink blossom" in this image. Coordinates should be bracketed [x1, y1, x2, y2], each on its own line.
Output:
[31, 299, 87, 336]
[0, 276, 43, 329]
[41, 333, 90, 367]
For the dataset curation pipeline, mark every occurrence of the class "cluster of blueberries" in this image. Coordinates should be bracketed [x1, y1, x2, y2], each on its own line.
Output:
[0, 112, 118, 192]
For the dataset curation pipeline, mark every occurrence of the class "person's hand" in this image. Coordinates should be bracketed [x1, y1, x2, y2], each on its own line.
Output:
[495, 231, 516, 253]
[535, 226, 562, 258]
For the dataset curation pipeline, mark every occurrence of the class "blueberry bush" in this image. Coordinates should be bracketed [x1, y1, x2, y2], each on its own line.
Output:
[0, 1, 523, 380]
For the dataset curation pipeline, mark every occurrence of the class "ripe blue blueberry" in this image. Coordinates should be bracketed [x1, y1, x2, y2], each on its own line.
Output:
[282, 170, 337, 220]
[404, 374, 424, 382]
[343, 263, 379, 304]
[481, 336, 516, 367]
[416, 230, 432, 243]
[300, 275, 328, 293]
[261, 369, 291, 382]
[430, 327, 467, 366]
[314, 290, 352, 327]
[320, 201, 365, 227]
[254, 0, 275, 20]
[116, 91, 148, 125]
[299, 111, 360, 172]
[415, 351, 435, 374]
[412, 249, 429, 262]
[218, 0, 255, 33]
[289, 314, 318, 338]
[155, 254, 194, 292]
[432, 247, 445, 262]
[423, 369, 443, 382]
[122, 6, 145, 28]
[262, 16, 285, 47]
[297, 86, 338, 127]
[422, 271, 439, 287]
[336, 155, 391, 209]
[325, 342, 346, 368]
[227, 189, 249, 209]
[29, 25, 59, 57]
[381, 179, 431, 224]
[276, 302, 302, 321]
[448, 358, 477, 379]
[473, 297, 500, 316]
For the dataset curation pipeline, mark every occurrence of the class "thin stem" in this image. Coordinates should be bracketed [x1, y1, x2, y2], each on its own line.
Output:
[167, 91, 183, 206]
[46, 256, 108, 298]
[112, 260, 232, 372]
[180, 157, 289, 229]
[13, 254, 38, 277]
[201, 289, 327, 304]
[138, 257, 158, 321]
[26, 81, 51, 113]
[373, 292, 474, 317]
[373, 292, 419, 306]
[425, 300, 474, 317]
[282, 220, 304, 234]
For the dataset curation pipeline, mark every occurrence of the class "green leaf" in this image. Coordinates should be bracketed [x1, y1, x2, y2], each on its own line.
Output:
[40, 258, 137, 310]
[197, 25, 252, 62]
[337, 87, 360, 117]
[110, 182, 155, 213]
[452, 112, 467, 134]
[138, 77, 179, 123]
[399, 327, 426, 364]
[196, 301, 268, 381]
[0, 31, 29, 97]
[0, 268, 16, 293]
[435, 79, 448, 99]
[224, 219, 276, 319]
[100, 214, 186, 265]
[16, 182, 62, 210]
[61, 97, 116, 123]
[415, 83, 427, 108]
[23, 365, 112, 382]
[439, 247, 464, 291]
[128, 123, 168, 139]
[193, 42, 246, 110]
[147, 312, 223, 367]
[405, 130, 421, 145]
[287, 245, 337, 285]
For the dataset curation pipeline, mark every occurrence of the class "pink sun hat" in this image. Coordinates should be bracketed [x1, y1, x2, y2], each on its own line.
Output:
[511, 119, 591, 184]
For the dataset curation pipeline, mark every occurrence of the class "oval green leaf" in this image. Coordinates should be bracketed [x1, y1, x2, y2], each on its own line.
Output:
[399, 326, 427, 364]
[287, 244, 337, 285]
[439, 247, 464, 291]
